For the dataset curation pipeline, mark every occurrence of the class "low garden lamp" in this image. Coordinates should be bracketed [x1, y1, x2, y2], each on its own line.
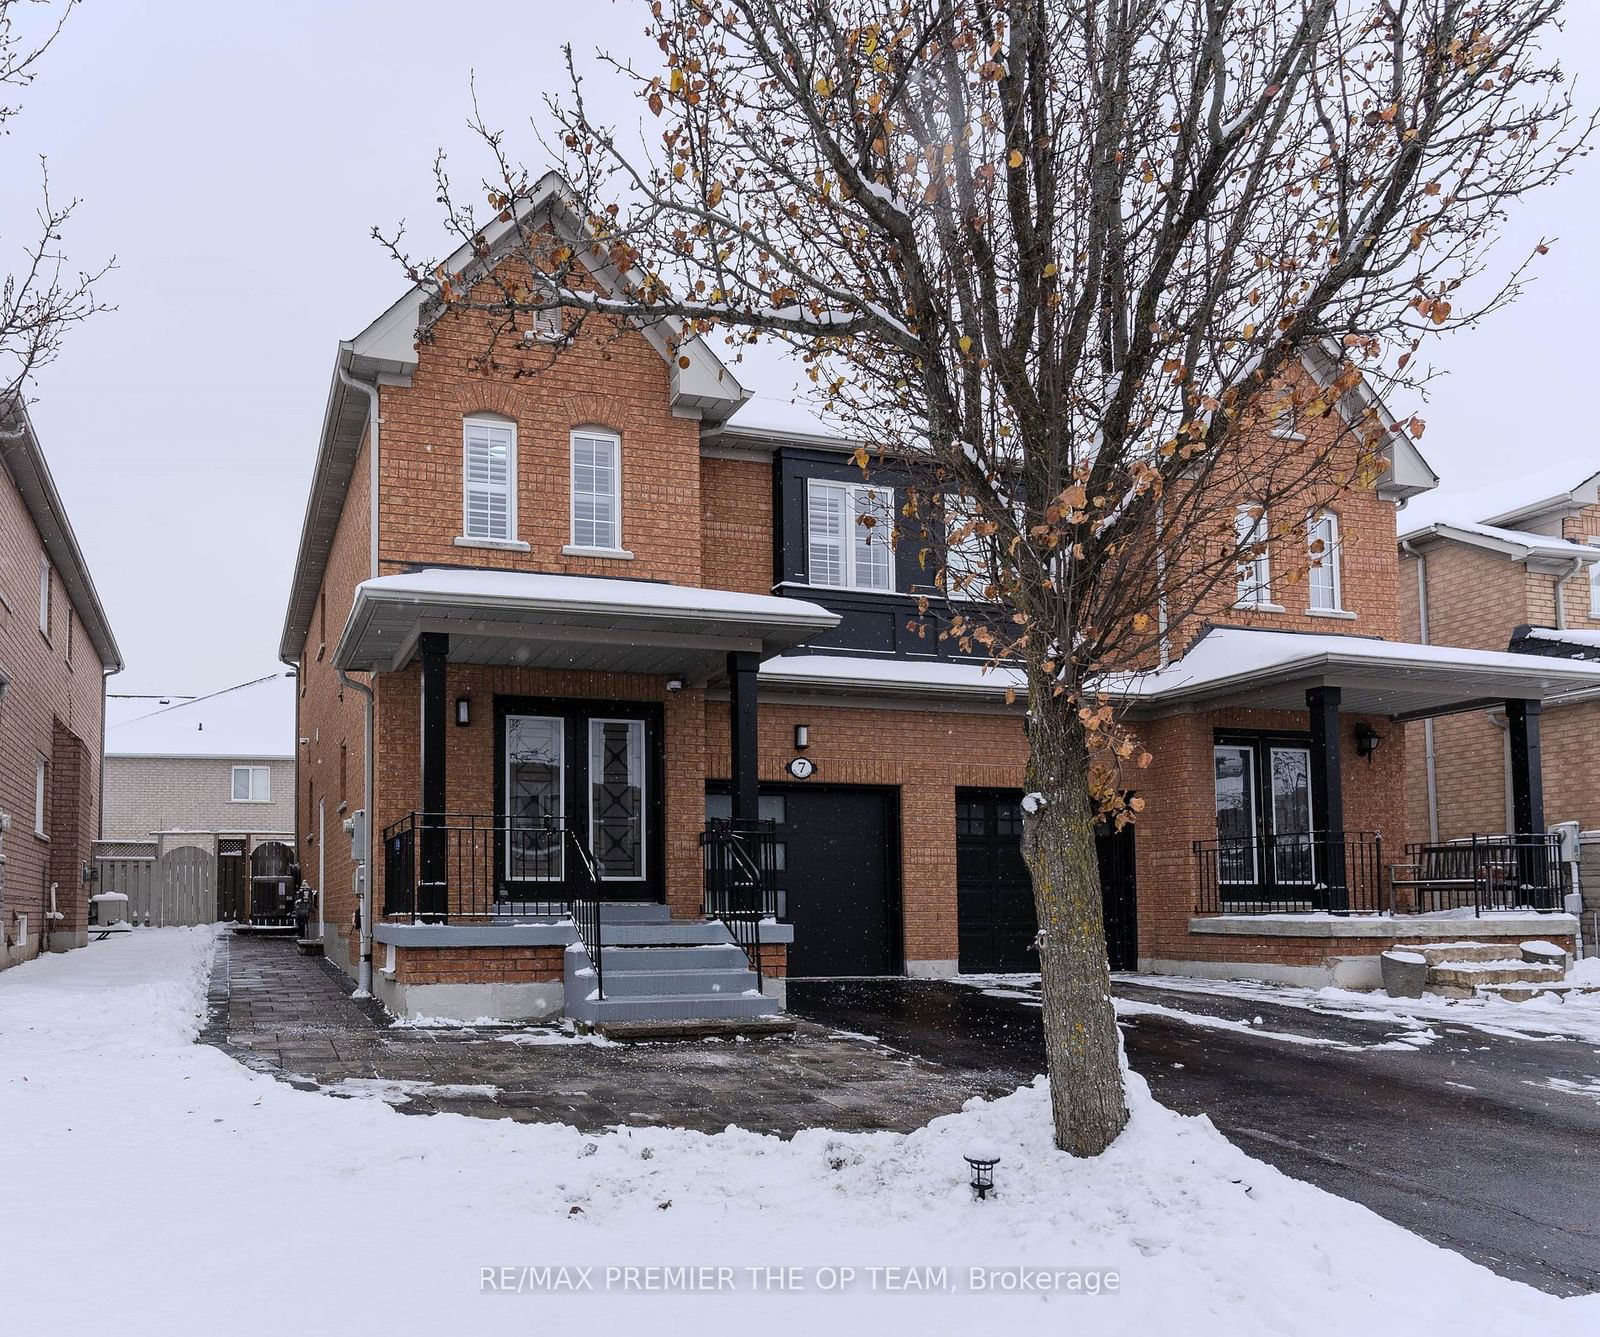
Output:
[964, 1140, 1002, 1201]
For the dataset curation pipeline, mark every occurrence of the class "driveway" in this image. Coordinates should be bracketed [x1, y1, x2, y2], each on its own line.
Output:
[788, 976, 1600, 1298]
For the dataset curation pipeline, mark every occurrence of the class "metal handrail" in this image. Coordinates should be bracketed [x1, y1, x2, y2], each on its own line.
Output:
[701, 819, 776, 993]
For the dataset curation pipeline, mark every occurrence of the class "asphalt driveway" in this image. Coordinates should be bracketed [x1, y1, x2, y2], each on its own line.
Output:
[788, 977, 1600, 1298]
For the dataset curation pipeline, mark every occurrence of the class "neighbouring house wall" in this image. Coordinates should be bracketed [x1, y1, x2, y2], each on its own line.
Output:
[0, 465, 107, 969]
[102, 756, 295, 841]
[700, 454, 774, 595]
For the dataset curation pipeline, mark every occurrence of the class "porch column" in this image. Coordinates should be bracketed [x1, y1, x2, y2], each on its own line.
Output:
[728, 651, 760, 824]
[1505, 698, 1545, 836]
[418, 632, 449, 920]
[1306, 685, 1348, 912]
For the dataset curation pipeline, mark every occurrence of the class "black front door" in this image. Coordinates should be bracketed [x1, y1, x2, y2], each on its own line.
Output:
[709, 785, 899, 976]
[957, 788, 1139, 974]
[495, 697, 664, 902]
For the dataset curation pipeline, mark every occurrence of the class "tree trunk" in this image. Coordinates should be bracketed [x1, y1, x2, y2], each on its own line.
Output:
[1020, 671, 1128, 1156]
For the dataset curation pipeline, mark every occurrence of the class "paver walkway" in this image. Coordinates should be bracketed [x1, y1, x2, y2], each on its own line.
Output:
[201, 931, 1008, 1136]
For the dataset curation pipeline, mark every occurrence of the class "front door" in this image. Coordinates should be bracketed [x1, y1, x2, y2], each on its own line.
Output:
[497, 698, 662, 902]
[1213, 734, 1315, 900]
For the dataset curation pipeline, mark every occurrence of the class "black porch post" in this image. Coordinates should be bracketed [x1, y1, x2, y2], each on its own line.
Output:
[728, 651, 760, 824]
[1506, 698, 1545, 836]
[1306, 685, 1347, 911]
[418, 632, 449, 920]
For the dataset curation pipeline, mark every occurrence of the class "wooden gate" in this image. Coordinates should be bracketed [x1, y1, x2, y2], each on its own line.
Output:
[94, 843, 217, 927]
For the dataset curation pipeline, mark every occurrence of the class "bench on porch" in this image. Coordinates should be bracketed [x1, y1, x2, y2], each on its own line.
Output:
[1388, 836, 1563, 915]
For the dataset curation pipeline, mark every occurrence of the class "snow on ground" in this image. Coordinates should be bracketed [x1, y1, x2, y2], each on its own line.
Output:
[4, 931, 1598, 1337]
[1113, 966, 1600, 1047]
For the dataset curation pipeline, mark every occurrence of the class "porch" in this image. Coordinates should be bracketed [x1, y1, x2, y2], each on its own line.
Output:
[334, 568, 833, 1022]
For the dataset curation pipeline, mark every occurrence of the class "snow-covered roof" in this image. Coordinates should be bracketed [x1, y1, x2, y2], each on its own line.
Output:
[105, 673, 297, 760]
[759, 653, 1026, 700]
[1396, 519, 1600, 565]
[1103, 627, 1600, 718]
[1398, 463, 1600, 534]
[1519, 626, 1600, 651]
[334, 568, 839, 677]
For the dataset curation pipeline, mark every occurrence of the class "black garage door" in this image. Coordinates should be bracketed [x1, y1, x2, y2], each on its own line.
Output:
[708, 786, 900, 977]
[956, 789, 1137, 974]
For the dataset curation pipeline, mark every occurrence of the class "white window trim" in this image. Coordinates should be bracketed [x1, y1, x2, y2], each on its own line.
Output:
[569, 428, 623, 553]
[1233, 503, 1274, 609]
[587, 717, 648, 883]
[807, 477, 897, 592]
[460, 415, 518, 545]
[34, 753, 47, 838]
[37, 557, 50, 638]
[1305, 510, 1346, 615]
[231, 765, 272, 803]
[1588, 537, 1600, 618]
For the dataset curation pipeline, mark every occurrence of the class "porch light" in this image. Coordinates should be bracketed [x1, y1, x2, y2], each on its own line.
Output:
[794, 724, 810, 750]
[455, 697, 471, 727]
[964, 1141, 1001, 1201]
[1353, 722, 1380, 763]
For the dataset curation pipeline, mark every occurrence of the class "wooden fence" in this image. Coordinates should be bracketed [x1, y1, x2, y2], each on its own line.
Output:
[93, 844, 217, 927]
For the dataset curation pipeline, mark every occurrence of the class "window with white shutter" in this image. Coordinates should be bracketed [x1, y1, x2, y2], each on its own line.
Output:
[570, 430, 622, 551]
[463, 417, 516, 542]
[807, 478, 895, 590]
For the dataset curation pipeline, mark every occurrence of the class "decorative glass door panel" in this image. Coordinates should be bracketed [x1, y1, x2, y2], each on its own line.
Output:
[589, 718, 646, 881]
[1268, 746, 1314, 884]
[505, 715, 564, 881]
[1213, 744, 1257, 884]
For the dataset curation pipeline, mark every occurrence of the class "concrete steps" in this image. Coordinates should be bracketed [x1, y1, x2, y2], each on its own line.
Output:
[563, 902, 780, 1026]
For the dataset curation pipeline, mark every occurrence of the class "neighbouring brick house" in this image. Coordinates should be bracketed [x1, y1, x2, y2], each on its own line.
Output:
[101, 673, 297, 924]
[281, 175, 1597, 1023]
[0, 402, 122, 970]
[1399, 467, 1600, 951]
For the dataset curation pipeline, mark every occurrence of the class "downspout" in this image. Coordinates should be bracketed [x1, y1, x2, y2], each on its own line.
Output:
[1400, 540, 1439, 843]
[334, 361, 381, 998]
[1154, 499, 1171, 668]
[1552, 556, 1585, 632]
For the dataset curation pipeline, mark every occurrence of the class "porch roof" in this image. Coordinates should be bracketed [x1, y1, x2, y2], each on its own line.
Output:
[1107, 627, 1600, 721]
[333, 568, 840, 678]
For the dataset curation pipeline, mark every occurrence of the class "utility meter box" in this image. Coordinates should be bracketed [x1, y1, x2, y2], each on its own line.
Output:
[346, 809, 368, 864]
[1551, 820, 1580, 862]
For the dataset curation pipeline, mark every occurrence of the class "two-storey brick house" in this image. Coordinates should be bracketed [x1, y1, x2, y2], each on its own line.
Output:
[0, 402, 122, 970]
[1400, 468, 1600, 952]
[282, 176, 1598, 1023]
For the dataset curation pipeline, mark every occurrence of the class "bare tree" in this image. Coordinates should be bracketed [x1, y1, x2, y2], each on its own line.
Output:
[386, 0, 1590, 1155]
[0, 0, 110, 437]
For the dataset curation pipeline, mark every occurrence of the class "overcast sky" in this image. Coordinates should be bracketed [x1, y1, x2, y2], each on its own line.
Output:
[7, 1, 1600, 694]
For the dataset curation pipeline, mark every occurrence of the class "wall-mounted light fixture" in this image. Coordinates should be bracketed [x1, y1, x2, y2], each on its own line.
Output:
[455, 697, 471, 727]
[794, 724, 810, 750]
[1353, 721, 1380, 764]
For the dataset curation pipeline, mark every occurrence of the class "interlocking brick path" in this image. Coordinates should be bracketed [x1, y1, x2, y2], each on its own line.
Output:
[200, 931, 1012, 1135]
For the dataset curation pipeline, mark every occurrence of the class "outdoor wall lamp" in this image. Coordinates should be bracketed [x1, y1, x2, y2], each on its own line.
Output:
[1353, 722, 1381, 764]
[794, 724, 810, 750]
[455, 697, 471, 727]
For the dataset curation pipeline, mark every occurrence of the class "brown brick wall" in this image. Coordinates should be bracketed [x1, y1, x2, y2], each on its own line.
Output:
[0, 460, 107, 969]
[700, 454, 773, 594]
[393, 944, 564, 986]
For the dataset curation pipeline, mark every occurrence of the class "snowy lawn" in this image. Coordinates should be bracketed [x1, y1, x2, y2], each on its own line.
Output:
[4, 930, 1597, 1336]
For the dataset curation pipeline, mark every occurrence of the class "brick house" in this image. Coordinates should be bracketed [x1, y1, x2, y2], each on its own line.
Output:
[1399, 468, 1600, 951]
[102, 673, 297, 924]
[280, 176, 1597, 1023]
[0, 402, 122, 970]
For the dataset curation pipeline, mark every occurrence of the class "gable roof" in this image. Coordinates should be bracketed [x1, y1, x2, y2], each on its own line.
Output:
[1397, 519, 1600, 568]
[278, 172, 750, 664]
[1398, 463, 1600, 535]
[105, 672, 296, 760]
[0, 400, 123, 673]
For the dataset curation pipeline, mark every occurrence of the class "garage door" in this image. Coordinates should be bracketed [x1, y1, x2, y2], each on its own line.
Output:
[708, 786, 899, 977]
[956, 789, 1137, 974]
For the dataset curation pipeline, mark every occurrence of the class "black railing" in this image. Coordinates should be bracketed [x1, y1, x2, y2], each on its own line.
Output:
[701, 818, 778, 993]
[381, 812, 593, 922]
[1193, 831, 1385, 915]
[563, 825, 606, 1000]
[1390, 834, 1565, 915]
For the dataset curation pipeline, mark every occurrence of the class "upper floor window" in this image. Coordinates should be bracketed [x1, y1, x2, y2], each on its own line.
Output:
[463, 416, 516, 542]
[1589, 537, 1600, 617]
[232, 765, 271, 803]
[570, 429, 622, 552]
[944, 494, 992, 600]
[1234, 503, 1272, 607]
[34, 753, 48, 836]
[37, 556, 50, 638]
[808, 479, 895, 591]
[1306, 510, 1344, 613]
